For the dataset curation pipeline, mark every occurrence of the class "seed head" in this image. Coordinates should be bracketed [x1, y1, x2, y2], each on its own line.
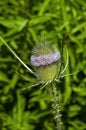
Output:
[30, 42, 61, 82]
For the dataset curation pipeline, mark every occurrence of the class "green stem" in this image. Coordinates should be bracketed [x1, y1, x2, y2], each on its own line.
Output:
[51, 83, 62, 130]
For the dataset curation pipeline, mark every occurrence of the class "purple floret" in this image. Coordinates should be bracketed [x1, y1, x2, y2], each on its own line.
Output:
[31, 52, 61, 66]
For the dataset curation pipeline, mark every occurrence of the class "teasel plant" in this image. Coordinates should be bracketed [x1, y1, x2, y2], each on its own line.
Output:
[0, 36, 78, 130]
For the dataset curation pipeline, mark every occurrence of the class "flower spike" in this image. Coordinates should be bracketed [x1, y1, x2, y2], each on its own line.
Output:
[30, 42, 61, 82]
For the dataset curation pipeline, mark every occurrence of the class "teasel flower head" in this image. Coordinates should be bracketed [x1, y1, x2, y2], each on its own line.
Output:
[1, 36, 76, 130]
[30, 41, 61, 82]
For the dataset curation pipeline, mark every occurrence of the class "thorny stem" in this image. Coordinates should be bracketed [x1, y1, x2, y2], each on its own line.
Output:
[51, 83, 62, 130]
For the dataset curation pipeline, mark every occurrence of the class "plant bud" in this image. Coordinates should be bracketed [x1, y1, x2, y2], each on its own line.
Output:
[30, 42, 61, 82]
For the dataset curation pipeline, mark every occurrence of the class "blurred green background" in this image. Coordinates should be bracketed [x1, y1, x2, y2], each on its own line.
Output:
[0, 0, 86, 130]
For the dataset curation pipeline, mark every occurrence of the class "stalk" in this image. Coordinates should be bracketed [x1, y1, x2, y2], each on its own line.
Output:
[51, 82, 62, 130]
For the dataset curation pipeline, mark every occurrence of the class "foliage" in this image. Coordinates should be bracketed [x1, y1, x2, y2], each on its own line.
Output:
[0, 0, 86, 130]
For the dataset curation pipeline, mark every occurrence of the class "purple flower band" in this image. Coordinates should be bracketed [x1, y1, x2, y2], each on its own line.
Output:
[31, 52, 61, 66]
